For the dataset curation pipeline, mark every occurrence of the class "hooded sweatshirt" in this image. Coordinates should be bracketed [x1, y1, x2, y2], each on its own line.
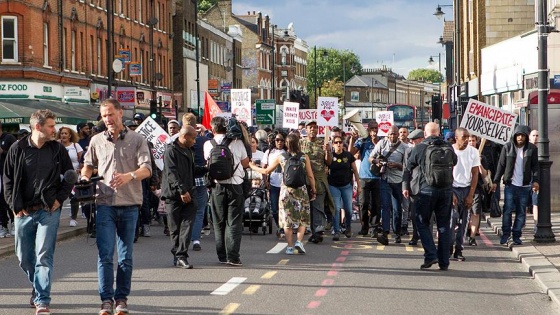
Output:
[492, 125, 539, 186]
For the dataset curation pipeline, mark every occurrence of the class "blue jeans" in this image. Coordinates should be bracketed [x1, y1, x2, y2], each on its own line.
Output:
[502, 184, 531, 239]
[15, 208, 61, 306]
[96, 205, 138, 302]
[329, 183, 353, 233]
[380, 180, 402, 235]
[191, 186, 209, 242]
[415, 187, 453, 268]
[269, 185, 281, 227]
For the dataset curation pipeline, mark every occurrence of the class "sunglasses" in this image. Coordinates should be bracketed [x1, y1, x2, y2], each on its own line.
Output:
[275, 139, 285, 142]
[333, 141, 343, 144]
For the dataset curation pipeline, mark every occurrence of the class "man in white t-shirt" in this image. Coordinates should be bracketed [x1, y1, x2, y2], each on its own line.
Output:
[451, 128, 480, 262]
[203, 117, 249, 266]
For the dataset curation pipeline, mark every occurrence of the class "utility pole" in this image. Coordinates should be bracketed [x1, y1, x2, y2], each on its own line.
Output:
[107, 0, 113, 97]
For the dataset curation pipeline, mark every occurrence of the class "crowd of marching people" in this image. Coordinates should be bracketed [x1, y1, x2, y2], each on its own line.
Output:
[0, 97, 540, 315]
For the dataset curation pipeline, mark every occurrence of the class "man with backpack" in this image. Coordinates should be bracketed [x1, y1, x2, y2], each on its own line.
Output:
[203, 116, 249, 266]
[403, 122, 457, 270]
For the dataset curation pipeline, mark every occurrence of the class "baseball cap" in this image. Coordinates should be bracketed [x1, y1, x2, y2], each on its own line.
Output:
[168, 119, 180, 126]
[133, 113, 145, 121]
[408, 129, 424, 140]
[305, 120, 317, 127]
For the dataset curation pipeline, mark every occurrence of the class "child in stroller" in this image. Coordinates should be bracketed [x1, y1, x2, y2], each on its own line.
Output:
[243, 175, 272, 234]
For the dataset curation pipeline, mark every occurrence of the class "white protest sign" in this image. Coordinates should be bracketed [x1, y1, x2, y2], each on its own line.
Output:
[299, 109, 333, 138]
[460, 99, 517, 145]
[136, 116, 172, 170]
[282, 101, 300, 129]
[376, 111, 394, 137]
[317, 97, 339, 126]
[230, 89, 252, 126]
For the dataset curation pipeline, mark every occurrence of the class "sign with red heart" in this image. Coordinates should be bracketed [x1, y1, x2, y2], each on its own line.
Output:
[375, 111, 394, 137]
[317, 97, 339, 127]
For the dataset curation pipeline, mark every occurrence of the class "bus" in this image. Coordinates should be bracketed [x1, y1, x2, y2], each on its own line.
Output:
[386, 104, 417, 131]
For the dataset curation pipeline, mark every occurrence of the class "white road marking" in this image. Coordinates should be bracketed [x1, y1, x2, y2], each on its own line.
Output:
[267, 242, 288, 254]
[211, 277, 247, 296]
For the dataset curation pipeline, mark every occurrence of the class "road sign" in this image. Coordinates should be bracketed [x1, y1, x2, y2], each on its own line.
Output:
[256, 99, 275, 125]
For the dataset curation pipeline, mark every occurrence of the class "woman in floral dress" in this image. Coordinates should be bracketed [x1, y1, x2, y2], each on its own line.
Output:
[249, 133, 316, 254]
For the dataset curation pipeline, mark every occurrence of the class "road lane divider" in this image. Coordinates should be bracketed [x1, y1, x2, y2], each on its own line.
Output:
[219, 303, 240, 315]
[243, 285, 260, 295]
[211, 277, 247, 296]
[261, 271, 277, 279]
[277, 259, 289, 265]
[267, 242, 288, 254]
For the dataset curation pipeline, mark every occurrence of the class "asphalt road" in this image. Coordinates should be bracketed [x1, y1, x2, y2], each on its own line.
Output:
[0, 221, 558, 315]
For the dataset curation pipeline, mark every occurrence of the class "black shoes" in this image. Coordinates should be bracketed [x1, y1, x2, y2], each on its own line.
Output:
[344, 230, 352, 238]
[453, 251, 466, 261]
[227, 260, 243, 267]
[333, 233, 340, 241]
[420, 259, 439, 270]
[176, 258, 193, 269]
[377, 233, 389, 245]
[408, 239, 418, 246]
[193, 243, 201, 251]
[468, 237, 477, 246]
[309, 233, 324, 244]
[395, 235, 401, 244]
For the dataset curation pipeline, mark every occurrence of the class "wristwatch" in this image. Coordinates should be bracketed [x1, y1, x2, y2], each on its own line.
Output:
[129, 172, 137, 180]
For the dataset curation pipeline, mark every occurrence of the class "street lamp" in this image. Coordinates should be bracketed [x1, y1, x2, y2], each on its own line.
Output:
[313, 47, 328, 108]
[428, 54, 442, 75]
[433, 4, 453, 20]
[534, 0, 555, 242]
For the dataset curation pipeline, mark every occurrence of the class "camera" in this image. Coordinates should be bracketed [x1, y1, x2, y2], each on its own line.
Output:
[74, 176, 104, 202]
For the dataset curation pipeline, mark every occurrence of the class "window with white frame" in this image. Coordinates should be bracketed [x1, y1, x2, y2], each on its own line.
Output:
[2, 16, 18, 62]
[97, 37, 102, 75]
[62, 28, 67, 69]
[71, 30, 76, 71]
[351, 91, 359, 102]
[43, 23, 49, 66]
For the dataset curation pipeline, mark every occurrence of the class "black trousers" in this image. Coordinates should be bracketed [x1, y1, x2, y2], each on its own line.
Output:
[359, 179, 381, 232]
[166, 198, 197, 259]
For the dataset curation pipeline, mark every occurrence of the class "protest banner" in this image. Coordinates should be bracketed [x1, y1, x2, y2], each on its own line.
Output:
[376, 111, 394, 137]
[317, 97, 339, 127]
[136, 116, 172, 170]
[459, 99, 517, 145]
[299, 109, 334, 137]
[283, 102, 300, 129]
[231, 89, 252, 126]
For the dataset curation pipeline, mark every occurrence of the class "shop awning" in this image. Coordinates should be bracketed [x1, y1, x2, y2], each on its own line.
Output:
[0, 99, 100, 125]
[528, 89, 560, 105]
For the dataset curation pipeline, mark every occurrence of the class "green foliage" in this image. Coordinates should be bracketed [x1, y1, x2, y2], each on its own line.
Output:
[307, 48, 362, 107]
[198, 0, 218, 13]
[407, 68, 443, 83]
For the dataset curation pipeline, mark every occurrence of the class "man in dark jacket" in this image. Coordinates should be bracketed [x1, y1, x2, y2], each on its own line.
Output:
[403, 122, 457, 270]
[491, 125, 539, 245]
[3, 109, 74, 314]
[161, 125, 200, 269]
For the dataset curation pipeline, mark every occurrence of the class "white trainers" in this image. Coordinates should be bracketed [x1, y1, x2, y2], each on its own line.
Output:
[0, 227, 7, 238]
[9, 222, 15, 236]
[294, 241, 306, 254]
[69, 219, 78, 227]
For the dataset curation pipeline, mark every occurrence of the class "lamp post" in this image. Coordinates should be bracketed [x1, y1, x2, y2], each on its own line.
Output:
[534, 0, 555, 242]
[313, 47, 328, 108]
[428, 53, 442, 75]
[194, 0, 201, 118]
[271, 24, 276, 103]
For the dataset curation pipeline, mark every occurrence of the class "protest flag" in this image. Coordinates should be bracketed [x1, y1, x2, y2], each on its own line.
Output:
[202, 91, 222, 130]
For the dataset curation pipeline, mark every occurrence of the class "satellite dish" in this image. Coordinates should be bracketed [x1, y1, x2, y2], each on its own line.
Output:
[112, 59, 123, 73]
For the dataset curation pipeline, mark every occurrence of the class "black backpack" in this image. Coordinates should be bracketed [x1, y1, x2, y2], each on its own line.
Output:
[208, 138, 237, 181]
[423, 141, 455, 187]
[283, 152, 306, 188]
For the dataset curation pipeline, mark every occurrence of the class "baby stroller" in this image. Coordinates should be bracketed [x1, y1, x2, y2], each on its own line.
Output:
[243, 178, 273, 235]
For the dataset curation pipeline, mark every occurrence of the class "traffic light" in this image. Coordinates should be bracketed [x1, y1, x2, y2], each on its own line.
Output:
[431, 94, 441, 122]
[149, 100, 158, 120]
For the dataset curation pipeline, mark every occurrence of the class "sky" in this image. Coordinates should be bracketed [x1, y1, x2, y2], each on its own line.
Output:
[232, 0, 448, 78]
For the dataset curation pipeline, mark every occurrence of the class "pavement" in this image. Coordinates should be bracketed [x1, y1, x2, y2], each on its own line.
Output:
[2, 207, 560, 308]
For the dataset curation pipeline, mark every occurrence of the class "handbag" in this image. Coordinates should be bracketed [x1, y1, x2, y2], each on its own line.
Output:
[370, 140, 400, 176]
[489, 192, 502, 218]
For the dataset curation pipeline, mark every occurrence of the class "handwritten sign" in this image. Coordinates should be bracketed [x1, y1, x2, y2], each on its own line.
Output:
[299, 109, 334, 138]
[282, 102, 300, 129]
[136, 116, 172, 170]
[460, 99, 517, 145]
[317, 97, 339, 126]
[376, 111, 394, 137]
[230, 89, 252, 126]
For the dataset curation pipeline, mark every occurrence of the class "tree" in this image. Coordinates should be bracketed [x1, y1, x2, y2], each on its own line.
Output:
[407, 68, 443, 83]
[198, 0, 218, 13]
[307, 48, 362, 108]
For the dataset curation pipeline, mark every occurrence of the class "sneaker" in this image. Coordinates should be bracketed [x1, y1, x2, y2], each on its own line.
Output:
[453, 251, 466, 261]
[143, 224, 151, 237]
[115, 299, 128, 315]
[377, 233, 389, 245]
[333, 233, 340, 241]
[99, 300, 114, 315]
[9, 222, 15, 236]
[193, 242, 201, 251]
[500, 235, 510, 245]
[395, 235, 402, 244]
[35, 304, 50, 315]
[468, 237, 478, 246]
[285, 246, 294, 255]
[344, 231, 352, 238]
[513, 238, 523, 245]
[0, 227, 8, 238]
[163, 227, 170, 236]
[227, 259, 243, 267]
[69, 219, 78, 227]
[294, 240, 306, 254]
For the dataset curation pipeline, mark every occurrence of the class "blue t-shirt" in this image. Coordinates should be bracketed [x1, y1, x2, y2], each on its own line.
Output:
[354, 137, 380, 180]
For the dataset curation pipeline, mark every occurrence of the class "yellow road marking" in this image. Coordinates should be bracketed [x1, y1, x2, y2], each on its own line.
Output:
[277, 259, 289, 265]
[243, 285, 261, 295]
[417, 247, 424, 252]
[376, 245, 385, 250]
[261, 271, 277, 279]
[220, 303, 240, 315]
[405, 245, 414, 252]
